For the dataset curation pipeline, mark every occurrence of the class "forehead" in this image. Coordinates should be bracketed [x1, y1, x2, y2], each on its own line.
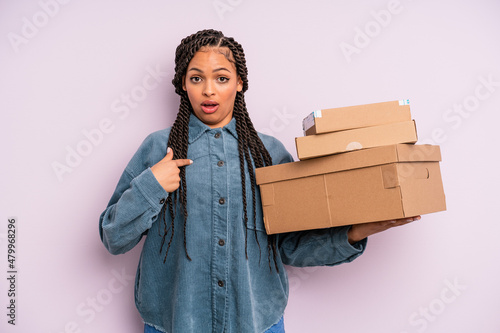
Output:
[188, 47, 236, 69]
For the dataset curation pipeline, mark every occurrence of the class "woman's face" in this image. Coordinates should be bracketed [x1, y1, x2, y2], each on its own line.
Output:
[183, 47, 243, 128]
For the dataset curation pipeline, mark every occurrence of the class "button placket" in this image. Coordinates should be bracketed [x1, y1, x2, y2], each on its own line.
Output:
[209, 128, 229, 331]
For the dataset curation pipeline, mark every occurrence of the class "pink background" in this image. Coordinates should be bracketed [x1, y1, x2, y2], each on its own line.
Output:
[1, 1, 499, 332]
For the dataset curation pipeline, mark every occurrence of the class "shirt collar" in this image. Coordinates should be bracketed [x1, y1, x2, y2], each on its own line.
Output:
[188, 113, 238, 143]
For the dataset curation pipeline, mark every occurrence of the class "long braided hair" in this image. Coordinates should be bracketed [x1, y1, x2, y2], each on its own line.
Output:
[159, 29, 280, 272]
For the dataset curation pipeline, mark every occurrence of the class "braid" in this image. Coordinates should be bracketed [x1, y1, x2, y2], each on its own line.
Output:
[162, 29, 279, 273]
[159, 96, 191, 262]
[232, 92, 277, 272]
[235, 115, 249, 259]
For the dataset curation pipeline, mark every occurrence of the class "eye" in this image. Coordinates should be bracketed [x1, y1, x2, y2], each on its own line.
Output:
[190, 76, 202, 83]
[217, 77, 230, 83]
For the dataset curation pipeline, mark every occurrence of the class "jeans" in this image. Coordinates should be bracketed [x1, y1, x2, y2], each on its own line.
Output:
[144, 316, 285, 333]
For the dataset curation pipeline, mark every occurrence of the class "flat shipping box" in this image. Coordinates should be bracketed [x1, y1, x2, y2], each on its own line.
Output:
[296, 120, 418, 160]
[303, 99, 412, 135]
[256, 144, 446, 235]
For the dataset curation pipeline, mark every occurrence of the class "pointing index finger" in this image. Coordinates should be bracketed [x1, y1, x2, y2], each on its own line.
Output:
[173, 159, 193, 167]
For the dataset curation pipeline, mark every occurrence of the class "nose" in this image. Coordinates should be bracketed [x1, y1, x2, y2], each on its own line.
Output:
[203, 81, 215, 97]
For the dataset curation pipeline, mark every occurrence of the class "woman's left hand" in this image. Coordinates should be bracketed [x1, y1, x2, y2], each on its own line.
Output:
[347, 216, 421, 244]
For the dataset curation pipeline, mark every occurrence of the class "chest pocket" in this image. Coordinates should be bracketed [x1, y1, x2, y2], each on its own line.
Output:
[245, 215, 266, 232]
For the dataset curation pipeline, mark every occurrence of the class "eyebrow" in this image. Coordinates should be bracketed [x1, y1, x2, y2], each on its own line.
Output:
[187, 67, 232, 73]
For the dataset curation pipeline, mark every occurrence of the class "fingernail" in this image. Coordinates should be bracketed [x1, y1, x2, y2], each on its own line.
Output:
[189, 160, 193, 164]
[167, 147, 172, 154]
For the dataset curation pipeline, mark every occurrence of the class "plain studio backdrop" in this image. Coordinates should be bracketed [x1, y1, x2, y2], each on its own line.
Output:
[1, 1, 499, 332]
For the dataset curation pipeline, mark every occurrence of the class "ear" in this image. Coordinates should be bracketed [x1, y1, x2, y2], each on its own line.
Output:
[236, 77, 243, 92]
[182, 75, 187, 91]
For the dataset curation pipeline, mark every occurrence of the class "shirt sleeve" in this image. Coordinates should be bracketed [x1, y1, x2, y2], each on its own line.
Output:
[277, 226, 367, 267]
[99, 133, 169, 255]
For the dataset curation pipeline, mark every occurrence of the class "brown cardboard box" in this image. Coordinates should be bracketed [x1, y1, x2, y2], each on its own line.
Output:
[296, 120, 418, 160]
[255, 144, 446, 235]
[303, 99, 411, 135]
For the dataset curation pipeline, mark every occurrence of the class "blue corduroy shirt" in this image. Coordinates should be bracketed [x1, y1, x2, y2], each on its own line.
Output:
[99, 114, 366, 332]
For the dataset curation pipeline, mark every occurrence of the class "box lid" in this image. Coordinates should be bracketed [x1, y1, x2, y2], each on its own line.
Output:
[296, 120, 418, 160]
[256, 144, 441, 185]
[303, 99, 412, 135]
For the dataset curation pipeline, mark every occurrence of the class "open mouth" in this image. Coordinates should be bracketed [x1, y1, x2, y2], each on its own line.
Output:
[201, 101, 219, 114]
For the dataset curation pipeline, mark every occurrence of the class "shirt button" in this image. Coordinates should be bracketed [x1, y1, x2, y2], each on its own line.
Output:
[214, 132, 221, 139]
[217, 160, 224, 167]
[219, 198, 225, 205]
[218, 239, 225, 246]
[218, 280, 224, 287]
[159, 198, 165, 204]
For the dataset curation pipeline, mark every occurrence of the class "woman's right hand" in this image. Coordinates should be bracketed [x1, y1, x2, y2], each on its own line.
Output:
[151, 147, 193, 193]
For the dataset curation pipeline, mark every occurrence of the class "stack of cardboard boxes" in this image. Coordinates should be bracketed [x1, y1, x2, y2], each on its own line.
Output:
[255, 100, 446, 235]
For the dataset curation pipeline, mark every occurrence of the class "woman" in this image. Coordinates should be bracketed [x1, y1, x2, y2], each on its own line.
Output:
[99, 29, 419, 333]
